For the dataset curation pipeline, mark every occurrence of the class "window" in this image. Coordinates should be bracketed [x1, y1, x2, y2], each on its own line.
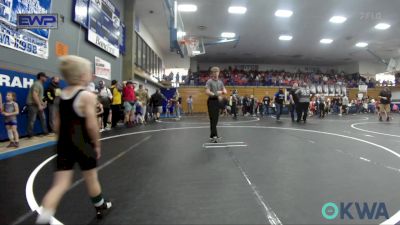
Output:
[135, 35, 139, 65]
[151, 51, 155, 74]
[142, 39, 146, 69]
[135, 32, 163, 77]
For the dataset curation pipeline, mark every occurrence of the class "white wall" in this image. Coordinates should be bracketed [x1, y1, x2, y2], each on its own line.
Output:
[359, 61, 386, 76]
[132, 19, 164, 94]
[164, 52, 191, 69]
[136, 20, 164, 60]
[335, 62, 359, 74]
[190, 58, 198, 72]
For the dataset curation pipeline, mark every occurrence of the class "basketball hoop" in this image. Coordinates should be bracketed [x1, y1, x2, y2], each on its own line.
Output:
[181, 36, 205, 57]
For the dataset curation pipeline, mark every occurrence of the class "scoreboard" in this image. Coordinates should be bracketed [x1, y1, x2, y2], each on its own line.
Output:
[73, 0, 125, 57]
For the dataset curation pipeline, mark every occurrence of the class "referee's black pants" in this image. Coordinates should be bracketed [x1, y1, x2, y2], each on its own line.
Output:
[208, 97, 220, 138]
[296, 102, 310, 122]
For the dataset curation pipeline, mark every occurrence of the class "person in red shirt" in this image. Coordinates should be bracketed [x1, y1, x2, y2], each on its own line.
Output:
[123, 81, 137, 126]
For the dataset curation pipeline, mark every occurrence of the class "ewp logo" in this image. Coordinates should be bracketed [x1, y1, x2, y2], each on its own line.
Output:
[17, 14, 58, 29]
[322, 202, 389, 220]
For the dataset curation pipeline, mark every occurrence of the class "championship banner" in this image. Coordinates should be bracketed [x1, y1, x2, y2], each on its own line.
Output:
[88, 0, 120, 57]
[95, 56, 111, 80]
[0, 0, 51, 59]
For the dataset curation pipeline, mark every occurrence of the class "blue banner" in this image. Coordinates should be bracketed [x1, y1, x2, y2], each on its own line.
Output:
[1, 0, 52, 39]
[0, 68, 66, 141]
[0, 0, 51, 58]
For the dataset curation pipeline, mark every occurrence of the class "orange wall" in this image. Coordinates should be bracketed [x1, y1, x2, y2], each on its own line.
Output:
[179, 86, 400, 113]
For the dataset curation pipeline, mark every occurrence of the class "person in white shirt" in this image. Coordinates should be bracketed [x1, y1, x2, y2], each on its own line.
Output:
[97, 81, 113, 130]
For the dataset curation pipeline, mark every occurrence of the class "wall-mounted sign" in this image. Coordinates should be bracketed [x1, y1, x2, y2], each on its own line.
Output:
[17, 13, 58, 29]
[55, 41, 69, 56]
[95, 56, 111, 80]
[0, 0, 52, 58]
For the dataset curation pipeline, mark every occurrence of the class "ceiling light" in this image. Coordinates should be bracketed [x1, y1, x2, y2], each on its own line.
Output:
[355, 42, 368, 47]
[329, 16, 347, 23]
[178, 4, 197, 12]
[320, 39, 333, 44]
[221, 32, 236, 38]
[374, 23, 391, 30]
[279, 35, 293, 41]
[228, 6, 247, 14]
[275, 10, 293, 18]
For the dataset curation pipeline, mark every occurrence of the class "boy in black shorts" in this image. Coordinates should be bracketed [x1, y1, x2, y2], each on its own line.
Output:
[205, 67, 227, 143]
[36, 56, 111, 224]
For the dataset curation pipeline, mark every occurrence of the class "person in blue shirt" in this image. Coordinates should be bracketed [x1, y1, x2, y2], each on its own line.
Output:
[274, 88, 285, 121]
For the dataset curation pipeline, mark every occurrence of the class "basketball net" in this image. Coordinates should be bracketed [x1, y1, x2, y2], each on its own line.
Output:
[180, 36, 204, 57]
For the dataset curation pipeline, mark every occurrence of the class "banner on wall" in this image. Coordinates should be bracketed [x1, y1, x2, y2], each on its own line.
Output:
[0, 68, 66, 141]
[0, 0, 52, 59]
[95, 56, 111, 80]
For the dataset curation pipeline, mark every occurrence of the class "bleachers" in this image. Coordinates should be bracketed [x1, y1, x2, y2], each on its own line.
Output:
[178, 86, 400, 113]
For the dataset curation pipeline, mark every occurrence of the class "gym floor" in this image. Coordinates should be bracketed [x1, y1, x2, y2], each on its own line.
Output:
[2, 114, 400, 225]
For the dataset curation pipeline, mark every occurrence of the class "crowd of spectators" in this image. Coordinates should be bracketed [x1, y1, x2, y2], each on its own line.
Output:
[181, 68, 400, 88]
[0, 72, 171, 148]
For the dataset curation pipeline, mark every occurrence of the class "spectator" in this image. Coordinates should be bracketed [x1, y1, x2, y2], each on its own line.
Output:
[96, 96, 104, 131]
[45, 76, 61, 132]
[97, 80, 112, 130]
[176, 72, 180, 84]
[122, 81, 136, 126]
[229, 90, 238, 119]
[86, 74, 97, 92]
[26, 72, 49, 138]
[137, 84, 149, 122]
[2, 92, 19, 147]
[110, 80, 122, 128]
[187, 95, 193, 115]
[288, 84, 299, 121]
[150, 89, 166, 121]
[166, 99, 173, 117]
[273, 88, 285, 121]
[342, 95, 349, 115]
[262, 92, 271, 117]
[173, 90, 181, 120]
[378, 87, 392, 121]
[135, 101, 144, 124]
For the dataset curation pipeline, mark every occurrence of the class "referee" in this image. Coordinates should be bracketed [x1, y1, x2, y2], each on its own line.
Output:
[205, 67, 227, 143]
